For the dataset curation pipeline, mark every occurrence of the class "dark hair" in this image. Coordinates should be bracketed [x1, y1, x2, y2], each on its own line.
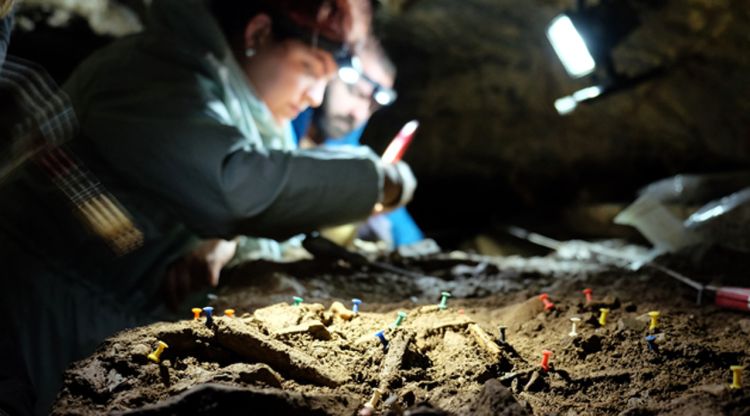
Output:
[210, 0, 364, 55]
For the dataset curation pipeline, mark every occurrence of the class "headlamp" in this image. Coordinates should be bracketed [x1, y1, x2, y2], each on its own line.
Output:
[336, 55, 398, 107]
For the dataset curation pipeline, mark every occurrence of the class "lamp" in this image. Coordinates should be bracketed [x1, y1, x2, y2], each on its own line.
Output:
[546, 0, 664, 115]
[336, 54, 399, 107]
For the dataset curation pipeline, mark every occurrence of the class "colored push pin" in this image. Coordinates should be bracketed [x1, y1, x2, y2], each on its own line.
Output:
[391, 311, 407, 328]
[647, 311, 660, 332]
[598, 308, 610, 327]
[191, 307, 202, 320]
[540, 350, 552, 372]
[498, 325, 507, 343]
[202, 306, 214, 327]
[438, 291, 451, 310]
[539, 293, 555, 311]
[292, 296, 303, 306]
[352, 298, 362, 315]
[358, 388, 384, 416]
[147, 341, 168, 363]
[729, 365, 744, 389]
[582, 288, 593, 305]
[375, 330, 389, 350]
[569, 317, 581, 337]
[224, 309, 235, 318]
[645, 335, 659, 353]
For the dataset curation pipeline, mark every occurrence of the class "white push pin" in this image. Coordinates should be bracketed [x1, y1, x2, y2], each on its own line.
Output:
[569, 317, 581, 337]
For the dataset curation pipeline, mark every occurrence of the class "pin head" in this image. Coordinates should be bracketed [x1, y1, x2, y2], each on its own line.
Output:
[598, 308, 610, 326]
[147, 341, 169, 363]
[352, 298, 362, 314]
[498, 325, 507, 343]
[540, 350, 553, 371]
[439, 292, 452, 310]
[375, 330, 389, 350]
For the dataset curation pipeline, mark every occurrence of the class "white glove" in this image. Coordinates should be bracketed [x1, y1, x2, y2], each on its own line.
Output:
[381, 160, 417, 209]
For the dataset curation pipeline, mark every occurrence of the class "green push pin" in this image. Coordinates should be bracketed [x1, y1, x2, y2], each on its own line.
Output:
[292, 296, 303, 306]
[391, 311, 407, 328]
[439, 291, 451, 310]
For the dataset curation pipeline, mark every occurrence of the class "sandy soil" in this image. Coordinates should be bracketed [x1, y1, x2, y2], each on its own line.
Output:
[52, 244, 750, 415]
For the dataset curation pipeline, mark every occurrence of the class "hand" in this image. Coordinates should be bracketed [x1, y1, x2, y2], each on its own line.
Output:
[161, 239, 237, 311]
[378, 160, 417, 213]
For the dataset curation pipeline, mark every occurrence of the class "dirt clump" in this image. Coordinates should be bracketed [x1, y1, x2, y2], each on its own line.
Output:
[53, 251, 750, 415]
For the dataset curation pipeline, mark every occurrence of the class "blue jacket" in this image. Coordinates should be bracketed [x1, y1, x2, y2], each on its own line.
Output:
[293, 109, 424, 247]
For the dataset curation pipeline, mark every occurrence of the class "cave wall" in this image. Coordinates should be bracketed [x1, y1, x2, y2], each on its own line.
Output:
[362, 0, 750, 236]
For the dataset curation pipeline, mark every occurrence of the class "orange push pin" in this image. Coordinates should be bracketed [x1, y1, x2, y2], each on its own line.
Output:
[540, 350, 552, 372]
[539, 293, 555, 311]
[224, 309, 235, 318]
[147, 341, 168, 364]
[582, 288, 593, 305]
[191, 308, 202, 320]
[647, 311, 660, 332]
[598, 308, 610, 327]
[729, 365, 744, 389]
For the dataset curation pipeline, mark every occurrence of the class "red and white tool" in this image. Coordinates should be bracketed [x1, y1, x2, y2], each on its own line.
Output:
[381, 120, 419, 164]
[707, 287, 750, 312]
[648, 263, 750, 312]
[508, 226, 750, 313]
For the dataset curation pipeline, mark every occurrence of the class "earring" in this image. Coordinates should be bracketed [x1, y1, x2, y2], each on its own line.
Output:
[245, 48, 256, 58]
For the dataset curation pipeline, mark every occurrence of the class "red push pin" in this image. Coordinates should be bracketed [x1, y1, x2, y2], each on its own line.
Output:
[540, 350, 553, 372]
[582, 288, 593, 305]
[539, 293, 555, 311]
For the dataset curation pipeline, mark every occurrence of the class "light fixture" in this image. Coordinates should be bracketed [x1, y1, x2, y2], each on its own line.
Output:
[373, 88, 397, 107]
[337, 55, 363, 84]
[546, 14, 595, 78]
[546, 0, 665, 115]
[337, 55, 398, 107]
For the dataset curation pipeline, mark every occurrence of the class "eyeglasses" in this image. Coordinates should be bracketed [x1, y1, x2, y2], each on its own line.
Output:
[336, 55, 398, 107]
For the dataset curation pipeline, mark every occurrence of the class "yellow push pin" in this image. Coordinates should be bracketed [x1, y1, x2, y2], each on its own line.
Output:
[598, 308, 610, 327]
[191, 307, 202, 320]
[729, 365, 744, 389]
[647, 311, 660, 332]
[147, 341, 168, 364]
[224, 309, 235, 318]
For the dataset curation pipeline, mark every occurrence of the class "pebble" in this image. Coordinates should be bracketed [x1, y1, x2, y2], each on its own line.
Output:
[738, 319, 750, 335]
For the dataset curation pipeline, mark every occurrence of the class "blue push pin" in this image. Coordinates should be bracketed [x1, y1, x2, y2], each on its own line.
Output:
[645, 335, 658, 353]
[375, 330, 389, 351]
[203, 306, 214, 327]
[352, 298, 362, 315]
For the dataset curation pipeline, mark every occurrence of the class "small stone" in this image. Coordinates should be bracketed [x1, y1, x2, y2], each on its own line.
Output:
[617, 317, 648, 332]
[737, 319, 750, 335]
[329, 301, 354, 321]
[131, 344, 150, 358]
[274, 320, 331, 340]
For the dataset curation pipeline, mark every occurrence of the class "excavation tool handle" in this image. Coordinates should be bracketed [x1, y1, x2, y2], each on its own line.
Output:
[381, 120, 419, 164]
[713, 287, 750, 312]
